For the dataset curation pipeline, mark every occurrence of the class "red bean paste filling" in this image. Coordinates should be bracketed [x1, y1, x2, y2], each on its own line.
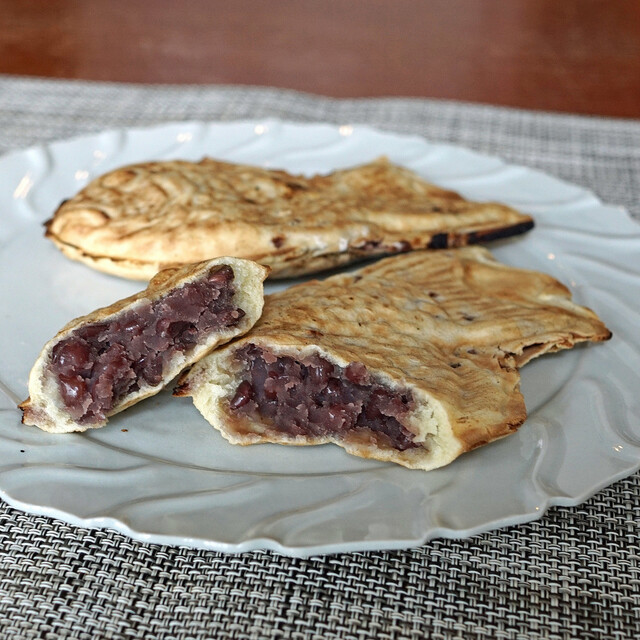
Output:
[50, 265, 244, 425]
[229, 345, 419, 451]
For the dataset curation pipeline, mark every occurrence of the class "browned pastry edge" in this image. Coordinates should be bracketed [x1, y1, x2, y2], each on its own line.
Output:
[44, 157, 534, 280]
[175, 247, 611, 471]
[20, 257, 268, 433]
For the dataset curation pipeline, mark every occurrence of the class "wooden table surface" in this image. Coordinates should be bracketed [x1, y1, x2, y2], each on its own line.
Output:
[1, 0, 639, 118]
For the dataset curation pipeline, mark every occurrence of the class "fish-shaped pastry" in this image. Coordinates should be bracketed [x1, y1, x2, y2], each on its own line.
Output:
[45, 157, 533, 280]
[21, 257, 268, 433]
[175, 247, 610, 471]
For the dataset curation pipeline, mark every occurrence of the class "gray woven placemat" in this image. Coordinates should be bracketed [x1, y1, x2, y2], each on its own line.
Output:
[0, 76, 638, 640]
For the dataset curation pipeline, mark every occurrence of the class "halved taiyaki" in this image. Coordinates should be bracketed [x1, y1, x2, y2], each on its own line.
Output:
[175, 247, 610, 471]
[21, 257, 268, 433]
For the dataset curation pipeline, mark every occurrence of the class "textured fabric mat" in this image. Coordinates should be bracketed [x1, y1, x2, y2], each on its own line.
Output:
[0, 76, 638, 639]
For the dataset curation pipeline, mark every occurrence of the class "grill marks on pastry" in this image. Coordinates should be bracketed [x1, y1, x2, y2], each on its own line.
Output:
[175, 247, 612, 471]
[228, 344, 418, 451]
[48, 265, 244, 425]
[45, 157, 535, 280]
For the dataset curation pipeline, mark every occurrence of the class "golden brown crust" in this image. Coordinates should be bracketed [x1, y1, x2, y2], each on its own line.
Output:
[45, 157, 534, 280]
[21, 257, 268, 433]
[177, 247, 611, 471]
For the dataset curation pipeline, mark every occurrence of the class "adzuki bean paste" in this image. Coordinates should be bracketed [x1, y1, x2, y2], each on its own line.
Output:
[50, 265, 243, 424]
[230, 344, 419, 450]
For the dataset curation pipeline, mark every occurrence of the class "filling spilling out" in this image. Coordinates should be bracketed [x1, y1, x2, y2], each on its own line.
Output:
[229, 344, 419, 451]
[50, 265, 244, 425]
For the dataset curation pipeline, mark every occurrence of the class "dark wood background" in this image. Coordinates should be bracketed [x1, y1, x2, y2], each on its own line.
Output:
[1, 0, 639, 118]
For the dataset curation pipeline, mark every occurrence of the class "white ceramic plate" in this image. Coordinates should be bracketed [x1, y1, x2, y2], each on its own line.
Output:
[1, 120, 639, 557]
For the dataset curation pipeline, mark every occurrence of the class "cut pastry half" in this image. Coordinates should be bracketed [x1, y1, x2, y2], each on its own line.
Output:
[175, 248, 611, 471]
[20, 257, 268, 433]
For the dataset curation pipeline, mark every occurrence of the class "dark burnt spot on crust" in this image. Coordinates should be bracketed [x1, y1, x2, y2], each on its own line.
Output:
[271, 235, 286, 248]
[449, 362, 462, 369]
[465, 220, 535, 244]
[425, 220, 534, 250]
[427, 233, 448, 249]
